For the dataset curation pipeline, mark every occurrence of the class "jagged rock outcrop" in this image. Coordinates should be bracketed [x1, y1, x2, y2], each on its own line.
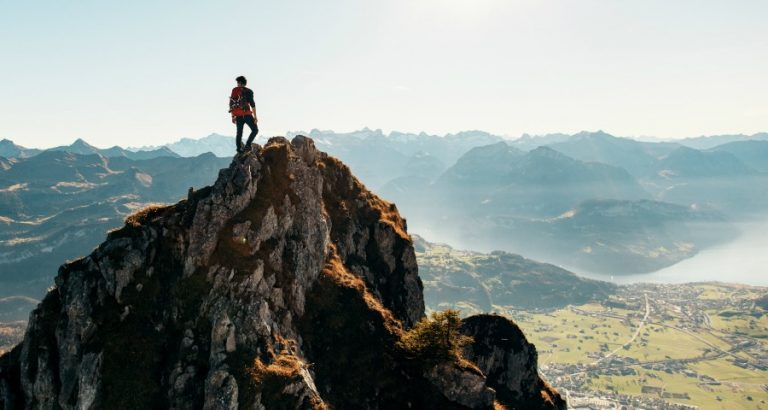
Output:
[461, 315, 566, 409]
[0, 136, 564, 410]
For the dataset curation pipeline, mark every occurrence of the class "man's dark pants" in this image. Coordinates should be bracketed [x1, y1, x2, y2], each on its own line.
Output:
[236, 115, 259, 150]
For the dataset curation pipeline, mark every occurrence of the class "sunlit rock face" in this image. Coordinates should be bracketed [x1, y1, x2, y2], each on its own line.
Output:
[0, 136, 564, 410]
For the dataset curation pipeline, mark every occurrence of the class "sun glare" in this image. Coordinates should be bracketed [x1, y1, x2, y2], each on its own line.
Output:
[412, 0, 512, 20]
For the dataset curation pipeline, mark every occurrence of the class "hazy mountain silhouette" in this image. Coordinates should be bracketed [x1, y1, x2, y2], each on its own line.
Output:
[676, 132, 768, 150]
[545, 131, 679, 176]
[296, 128, 503, 189]
[142, 133, 235, 157]
[646, 147, 768, 214]
[132, 129, 503, 190]
[507, 132, 572, 151]
[380, 140, 747, 274]
[653, 146, 757, 178]
[429, 144, 648, 219]
[709, 140, 768, 172]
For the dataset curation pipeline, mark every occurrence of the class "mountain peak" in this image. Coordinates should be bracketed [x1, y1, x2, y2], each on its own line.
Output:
[0, 139, 40, 159]
[571, 130, 617, 141]
[202, 133, 230, 140]
[0, 136, 563, 409]
[528, 145, 568, 159]
[71, 138, 94, 148]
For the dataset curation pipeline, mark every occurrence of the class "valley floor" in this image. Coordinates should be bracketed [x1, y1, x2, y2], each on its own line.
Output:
[506, 283, 768, 410]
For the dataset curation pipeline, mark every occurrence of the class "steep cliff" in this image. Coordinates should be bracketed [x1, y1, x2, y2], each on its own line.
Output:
[0, 136, 564, 410]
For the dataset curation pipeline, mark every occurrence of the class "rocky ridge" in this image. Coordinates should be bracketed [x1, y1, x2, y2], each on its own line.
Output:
[0, 136, 564, 409]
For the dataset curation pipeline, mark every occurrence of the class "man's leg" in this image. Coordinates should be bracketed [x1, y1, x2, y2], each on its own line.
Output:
[244, 116, 259, 148]
[235, 116, 246, 151]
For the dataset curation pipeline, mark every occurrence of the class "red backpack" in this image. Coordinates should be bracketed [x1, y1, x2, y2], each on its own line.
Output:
[229, 87, 250, 112]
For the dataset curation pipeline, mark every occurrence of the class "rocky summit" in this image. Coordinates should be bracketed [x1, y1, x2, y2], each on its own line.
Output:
[0, 136, 564, 410]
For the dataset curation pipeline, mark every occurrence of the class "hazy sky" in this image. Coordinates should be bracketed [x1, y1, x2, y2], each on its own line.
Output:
[1, 0, 766, 148]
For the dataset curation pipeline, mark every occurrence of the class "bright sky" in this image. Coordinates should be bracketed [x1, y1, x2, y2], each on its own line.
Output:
[1, 0, 766, 148]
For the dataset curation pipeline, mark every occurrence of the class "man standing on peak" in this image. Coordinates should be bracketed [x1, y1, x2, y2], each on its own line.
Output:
[229, 75, 258, 153]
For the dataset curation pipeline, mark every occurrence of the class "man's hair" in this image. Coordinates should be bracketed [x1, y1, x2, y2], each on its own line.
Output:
[236, 76, 247, 85]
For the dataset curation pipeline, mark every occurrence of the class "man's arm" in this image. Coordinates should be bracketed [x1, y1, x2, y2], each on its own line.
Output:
[249, 90, 257, 122]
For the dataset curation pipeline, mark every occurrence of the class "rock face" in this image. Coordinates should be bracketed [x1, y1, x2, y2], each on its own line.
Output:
[461, 315, 566, 409]
[0, 136, 564, 410]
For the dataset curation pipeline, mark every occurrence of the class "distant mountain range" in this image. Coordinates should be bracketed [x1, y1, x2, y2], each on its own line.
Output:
[708, 140, 768, 173]
[675, 132, 768, 150]
[0, 139, 41, 159]
[1, 129, 766, 284]
[293, 128, 504, 189]
[542, 131, 679, 177]
[376, 131, 766, 274]
[434, 144, 648, 218]
[6, 129, 767, 159]
[4, 129, 766, 187]
[136, 128, 503, 189]
[0, 151, 229, 299]
[506, 131, 768, 152]
[128, 128, 503, 186]
[132, 133, 235, 157]
[1, 138, 178, 161]
[48, 138, 180, 160]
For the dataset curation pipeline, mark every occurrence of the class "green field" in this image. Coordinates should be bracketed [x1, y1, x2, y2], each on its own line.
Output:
[508, 283, 768, 409]
[512, 307, 634, 365]
[587, 364, 767, 410]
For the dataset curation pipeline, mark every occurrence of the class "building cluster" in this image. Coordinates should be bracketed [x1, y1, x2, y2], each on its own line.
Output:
[539, 283, 768, 409]
[565, 389, 699, 410]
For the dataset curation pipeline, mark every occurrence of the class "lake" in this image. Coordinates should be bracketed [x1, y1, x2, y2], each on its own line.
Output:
[574, 218, 768, 286]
